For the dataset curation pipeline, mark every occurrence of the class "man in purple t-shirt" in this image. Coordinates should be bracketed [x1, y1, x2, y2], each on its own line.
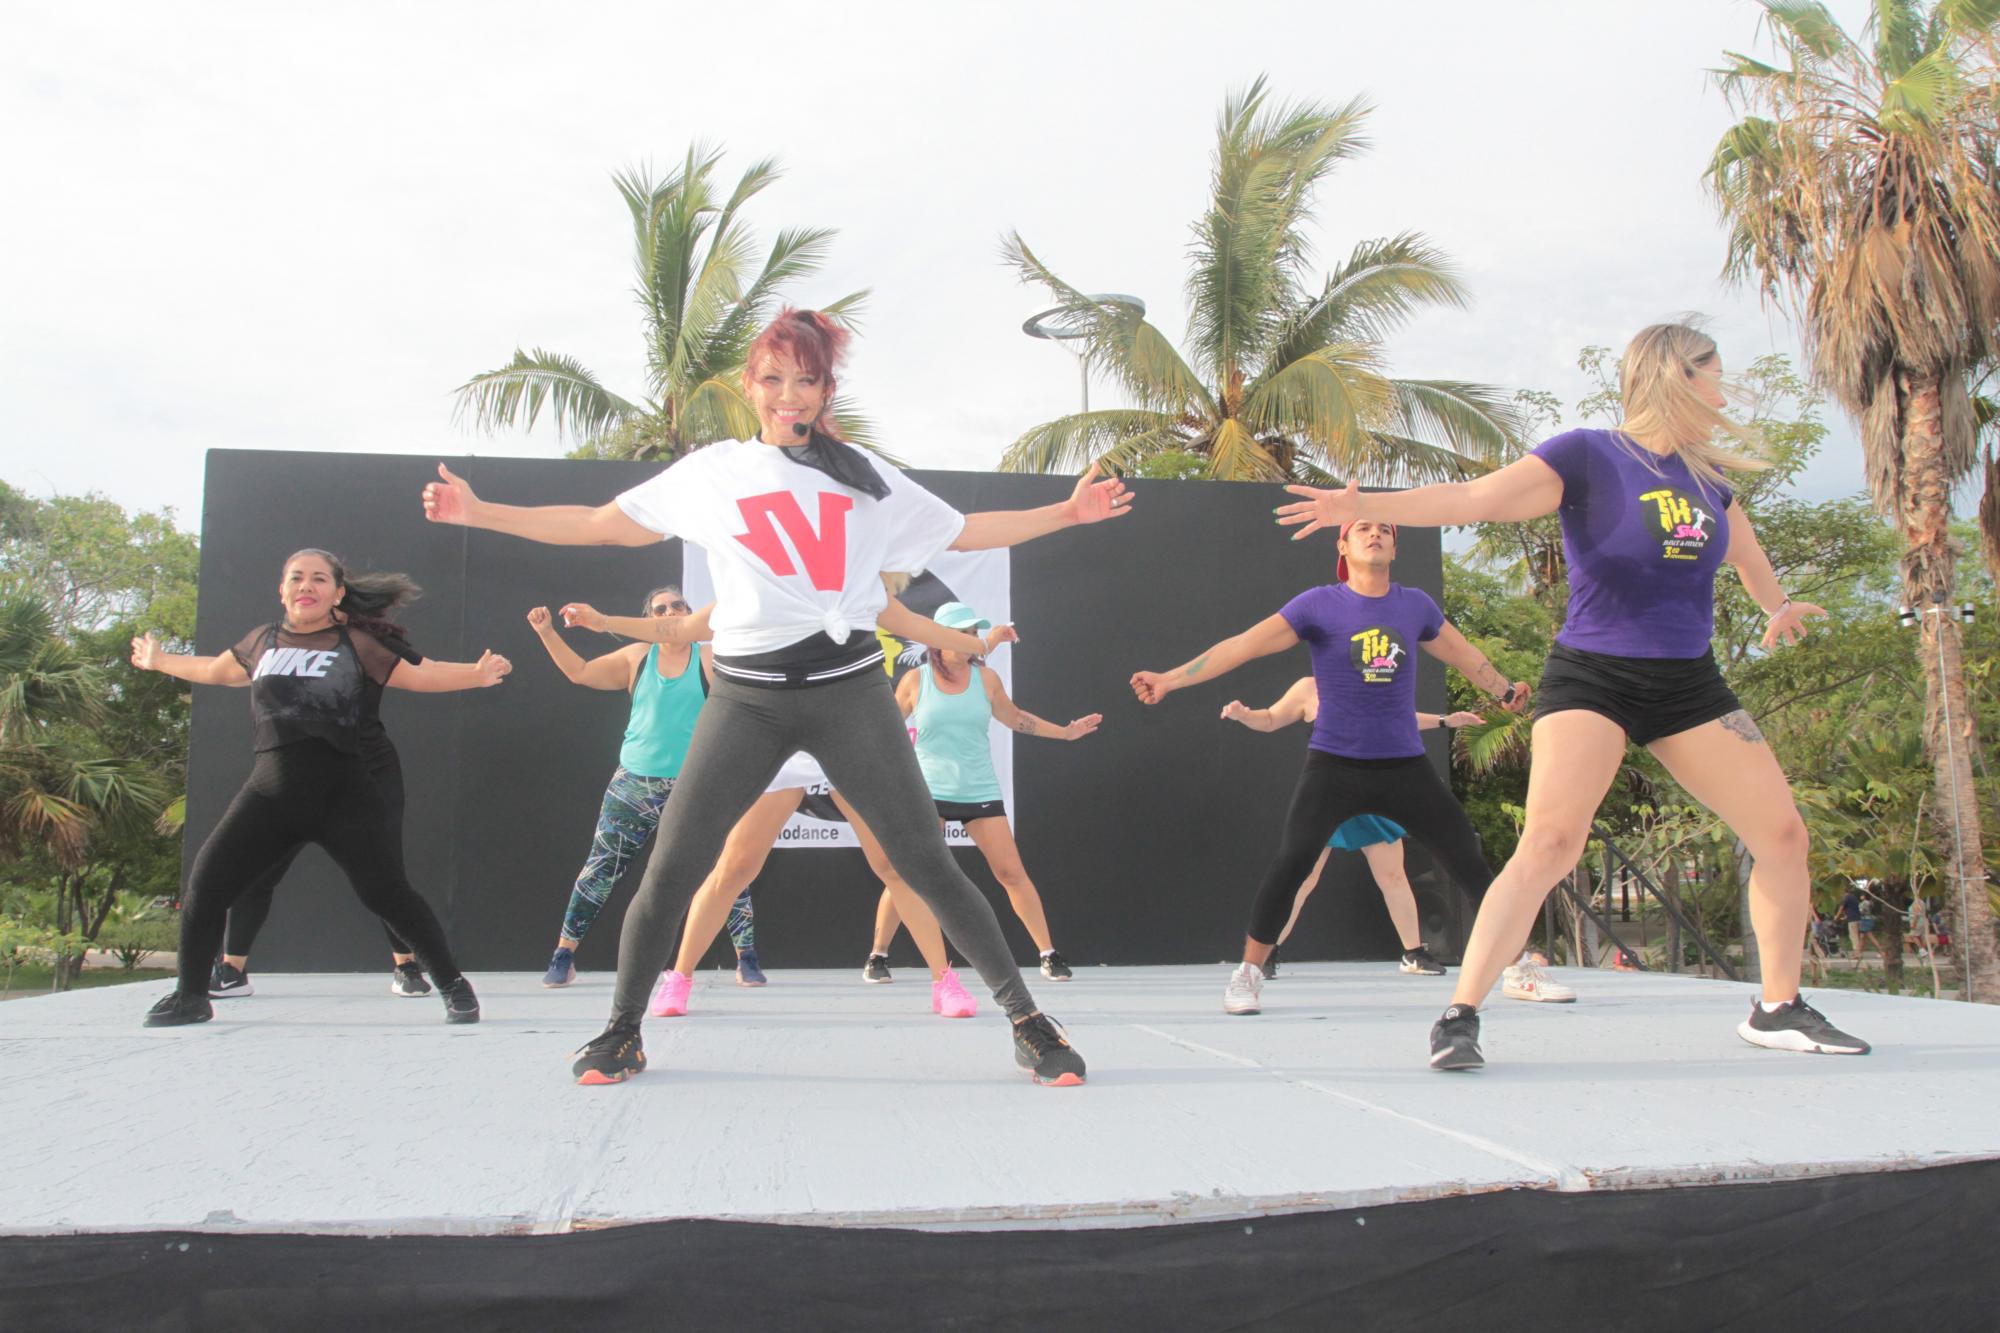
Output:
[1131, 520, 1530, 1015]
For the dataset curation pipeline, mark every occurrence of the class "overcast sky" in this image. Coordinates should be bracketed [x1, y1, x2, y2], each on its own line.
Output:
[2, 0, 1881, 528]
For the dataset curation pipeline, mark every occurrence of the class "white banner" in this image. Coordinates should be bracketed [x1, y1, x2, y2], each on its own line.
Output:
[681, 545, 1013, 847]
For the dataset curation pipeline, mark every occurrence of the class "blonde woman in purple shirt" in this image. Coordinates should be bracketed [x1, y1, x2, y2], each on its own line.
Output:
[1277, 322, 1868, 1068]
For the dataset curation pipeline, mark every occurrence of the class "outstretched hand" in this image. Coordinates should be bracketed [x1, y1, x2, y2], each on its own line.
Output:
[422, 463, 479, 526]
[1220, 700, 1251, 723]
[1067, 463, 1134, 526]
[1130, 670, 1173, 706]
[473, 650, 512, 687]
[1064, 713, 1104, 741]
[560, 602, 608, 633]
[1273, 481, 1361, 541]
[526, 606, 555, 632]
[130, 632, 161, 672]
[1444, 710, 1485, 729]
[986, 624, 1021, 652]
[1762, 600, 1827, 650]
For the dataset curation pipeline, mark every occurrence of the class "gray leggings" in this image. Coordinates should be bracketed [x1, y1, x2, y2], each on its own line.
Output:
[610, 667, 1037, 1023]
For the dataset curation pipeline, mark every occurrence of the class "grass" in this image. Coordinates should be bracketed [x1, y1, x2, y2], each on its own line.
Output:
[0, 966, 175, 1001]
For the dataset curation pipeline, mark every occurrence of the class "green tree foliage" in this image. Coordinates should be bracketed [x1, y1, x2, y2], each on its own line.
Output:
[1, 483, 191, 986]
[1707, 0, 2000, 995]
[999, 76, 1525, 483]
[452, 147, 880, 463]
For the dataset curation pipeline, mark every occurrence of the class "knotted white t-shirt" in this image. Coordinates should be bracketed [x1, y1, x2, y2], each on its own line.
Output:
[614, 440, 966, 657]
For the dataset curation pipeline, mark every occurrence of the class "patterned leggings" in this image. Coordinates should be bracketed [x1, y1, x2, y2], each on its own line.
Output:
[561, 766, 755, 953]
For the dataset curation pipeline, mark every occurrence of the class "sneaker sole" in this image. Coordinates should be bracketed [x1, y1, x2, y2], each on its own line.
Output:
[1224, 1004, 1261, 1015]
[1502, 985, 1575, 1003]
[542, 976, 574, 988]
[648, 1006, 687, 1018]
[1032, 1071, 1086, 1087]
[391, 983, 433, 998]
[934, 1007, 977, 1019]
[736, 978, 768, 987]
[144, 1012, 213, 1028]
[576, 1066, 642, 1085]
[1399, 965, 1445, 976]
[1736, 1021, 1870, 1055]
[1429, 1045, 1484, 1070]
[208, 986, 253, 999]
[445, 1009, 480, 1025]
[862, 975, 893, 984]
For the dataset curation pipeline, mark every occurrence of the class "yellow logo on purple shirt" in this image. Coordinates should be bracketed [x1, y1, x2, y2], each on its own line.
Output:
[1640, 488, 1717, 563]
[1349, 627, 1407, 684]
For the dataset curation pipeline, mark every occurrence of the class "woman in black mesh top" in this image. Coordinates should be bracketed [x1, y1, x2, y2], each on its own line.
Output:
[131, 548, 509, 1028]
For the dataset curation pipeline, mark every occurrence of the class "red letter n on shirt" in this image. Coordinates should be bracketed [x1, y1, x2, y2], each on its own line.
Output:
[732, 492, 855, 591]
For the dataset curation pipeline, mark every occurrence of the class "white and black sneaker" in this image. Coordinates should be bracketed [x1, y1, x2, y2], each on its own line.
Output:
[1737, 995, 1870, 1055]
[438, 977, 480, 1024]
[209, 960, 253, 998]
[1429, 1004, 1483, 1070]
[1399, 945, 1446, 976]
[1223, 961, 1263, 1015]
[1039, 950, 1073, 981]
[862, 953, 893, 984]
[390, 961, 432, 998]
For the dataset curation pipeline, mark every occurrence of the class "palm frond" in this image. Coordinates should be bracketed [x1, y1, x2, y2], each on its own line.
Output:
[1460, 711, 1533, 775]
[452, 350, 640, 443]
[998, 409, 1184, 475]
[677, 375, 762, 453]
[1759, 0, 1851, 61]
[1259, 233, 1471, 375]
[1872, 0, 1931, 76]
[1206, 417, 1284, 481]
[1239, 341, 1391, 459]
[1384, 379, 1528, 466]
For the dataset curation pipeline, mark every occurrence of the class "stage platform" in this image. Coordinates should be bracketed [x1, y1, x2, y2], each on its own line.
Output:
[4, 963, 1997, 1330]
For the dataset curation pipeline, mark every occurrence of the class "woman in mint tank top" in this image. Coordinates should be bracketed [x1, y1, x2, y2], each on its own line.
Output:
[1277, 321, 1869, 1069]
[524, 587, 761, 989]
[869, 602, 1104, 982]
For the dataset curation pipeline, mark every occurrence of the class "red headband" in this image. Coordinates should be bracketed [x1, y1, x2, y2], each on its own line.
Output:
[1335, 521, 1397, 584]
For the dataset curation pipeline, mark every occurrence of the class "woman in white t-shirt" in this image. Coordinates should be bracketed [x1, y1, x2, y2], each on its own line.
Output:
[422, 307, 1131, 1086]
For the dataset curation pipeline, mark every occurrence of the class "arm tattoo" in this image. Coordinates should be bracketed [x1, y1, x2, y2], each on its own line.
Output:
[1182, 655, 1209, 678]
[1719, 709, 1764, 744]
[1014, 716, 1037, 735]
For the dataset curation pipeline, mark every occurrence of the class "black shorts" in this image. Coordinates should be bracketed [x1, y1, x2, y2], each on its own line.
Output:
[935, 798, 1006, 824]
[1535, 643, 1742, 746]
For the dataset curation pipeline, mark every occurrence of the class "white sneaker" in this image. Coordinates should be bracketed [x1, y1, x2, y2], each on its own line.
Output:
[1502, 955, 1576, 1003]
[1224, 961, 1263, 1015]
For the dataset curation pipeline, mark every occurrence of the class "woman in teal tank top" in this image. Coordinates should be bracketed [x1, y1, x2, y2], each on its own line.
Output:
[525, 587, 761, 988]
[869, 602, 1103, 983]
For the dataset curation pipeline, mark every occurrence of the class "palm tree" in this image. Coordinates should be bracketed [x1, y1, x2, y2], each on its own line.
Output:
[999, 77, 1523, 484]
[1706, 0, 2000, 999]
[454, 145, 875, 462]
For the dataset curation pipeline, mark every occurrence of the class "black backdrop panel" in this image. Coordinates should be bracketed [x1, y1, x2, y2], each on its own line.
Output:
[188, 450, 1452, 972]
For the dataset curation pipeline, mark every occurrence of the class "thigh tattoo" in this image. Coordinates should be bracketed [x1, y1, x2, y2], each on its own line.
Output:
[1719, 709, 1764, 744]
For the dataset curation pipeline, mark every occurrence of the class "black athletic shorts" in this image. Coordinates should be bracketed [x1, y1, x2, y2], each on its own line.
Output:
[1535, 643, 1742, 746]
[935, 798, 1006, 824]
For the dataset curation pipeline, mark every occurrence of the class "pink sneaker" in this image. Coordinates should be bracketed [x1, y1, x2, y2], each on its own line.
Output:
[931, 968, 978, 1019]
[648, 970, 692, 1018]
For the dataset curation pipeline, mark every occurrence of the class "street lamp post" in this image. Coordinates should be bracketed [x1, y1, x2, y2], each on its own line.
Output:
[1022, 293, 1147, 417]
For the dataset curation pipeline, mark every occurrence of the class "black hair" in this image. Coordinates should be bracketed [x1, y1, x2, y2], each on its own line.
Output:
[642, 585, 684, 615]
[287, 548, 420, 644]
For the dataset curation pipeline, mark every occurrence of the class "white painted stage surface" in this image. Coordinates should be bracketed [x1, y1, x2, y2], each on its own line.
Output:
[3, 965, 1996, 1238]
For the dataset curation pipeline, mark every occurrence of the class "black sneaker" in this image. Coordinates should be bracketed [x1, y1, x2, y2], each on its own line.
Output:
[1012, 1012, 1086, 1086]
[1429, 1004, 1483, 1071]
[572, 1022, 646, 1085]
[1039, 950, 1073, 981]
[208, 960, 253, 998]
[1737, 995, 1870, 1055]
[145, 992, 213, 1028]
[1400, 945, 1446, 976]
[1260, 946, 1281, 981]
[862, 953, 893, 984]
[390, 961, 432, 998]
[438, 977, 480, 1024]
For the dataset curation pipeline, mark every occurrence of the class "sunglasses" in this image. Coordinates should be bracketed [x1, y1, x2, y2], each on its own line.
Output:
[649, 599, 691, 616]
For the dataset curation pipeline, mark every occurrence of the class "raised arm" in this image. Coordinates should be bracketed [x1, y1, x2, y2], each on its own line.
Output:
[1417, 622, 1531, 711]
[876, 598, 986, 657]
[559, 601, 715, 645]
[388, 650, 512, 693]
[983, 669, 1101, 741]
[1131, 613, 1299, 706]
[1273, 455, 1564, 540]
[950, 463, 1132, 551]
[422, 463, 660, 547]
[1220, 676, 1317, 732]
[1723, 501, 1826, 649]
[528, 607, 646, 690]
[130, 633, 248, 687]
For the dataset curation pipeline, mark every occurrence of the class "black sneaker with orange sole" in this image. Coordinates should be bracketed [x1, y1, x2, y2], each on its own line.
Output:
[1012, 1012, 1086, 1086]
[573, 1022, 646, 1085]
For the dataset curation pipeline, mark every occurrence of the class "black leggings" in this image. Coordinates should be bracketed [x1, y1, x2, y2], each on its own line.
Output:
[175, 741, 462, 998]
[1247, 749, 1494, 945]
[610, 668, 1036, 1024]
[222, 753, 411, 959]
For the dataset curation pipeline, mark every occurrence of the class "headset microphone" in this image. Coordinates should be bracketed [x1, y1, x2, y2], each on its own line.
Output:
[792, 422, 809, 438]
